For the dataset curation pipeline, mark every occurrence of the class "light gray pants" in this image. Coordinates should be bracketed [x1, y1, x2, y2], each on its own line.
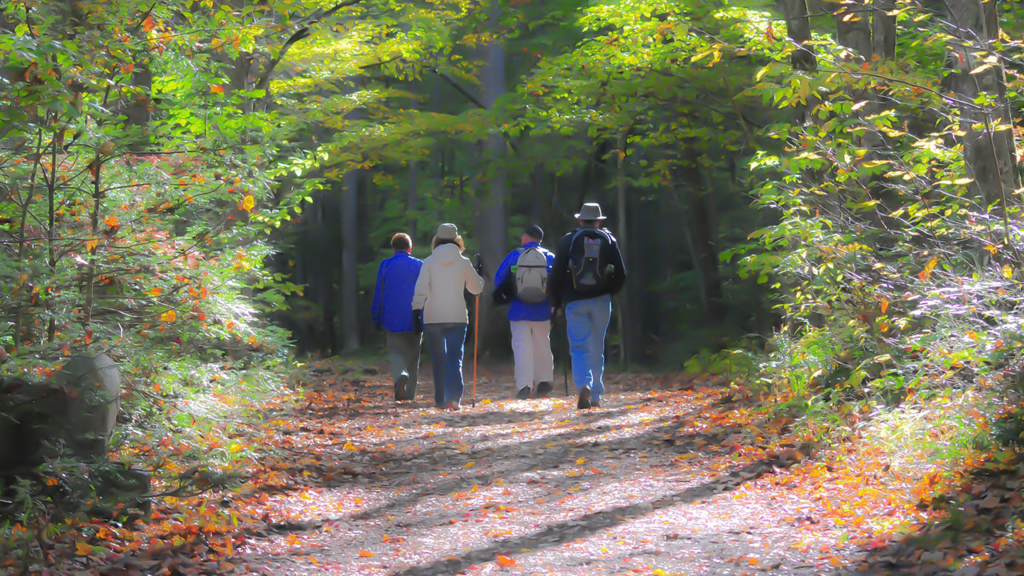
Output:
[510, 320, 554, 390]
[387, 331, 422, 399]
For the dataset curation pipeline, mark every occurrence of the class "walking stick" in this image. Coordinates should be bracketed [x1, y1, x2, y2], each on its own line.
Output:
[562, 312, 570, 397]
[473, 254, 482, 408]
[473, 294, 479, 408]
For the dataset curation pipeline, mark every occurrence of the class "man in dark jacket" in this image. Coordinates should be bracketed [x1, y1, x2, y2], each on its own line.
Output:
[372, 233, 424, 401]
[547, 203, 626, 409]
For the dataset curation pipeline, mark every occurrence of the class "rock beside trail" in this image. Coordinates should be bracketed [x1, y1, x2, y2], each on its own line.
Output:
[0, 353, 121, 474]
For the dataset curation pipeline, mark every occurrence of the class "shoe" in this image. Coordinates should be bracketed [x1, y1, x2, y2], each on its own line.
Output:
[577, 386, 592, 409]
[591, 398, 601, 408]
[394, 374, 409, 401]
[536, 382, 553, 398]
[445, 402, 462, 412]
[515, 387, 532, 400]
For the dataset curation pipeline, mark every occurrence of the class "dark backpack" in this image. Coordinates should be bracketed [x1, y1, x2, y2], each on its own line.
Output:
[568, 228, 614, 295]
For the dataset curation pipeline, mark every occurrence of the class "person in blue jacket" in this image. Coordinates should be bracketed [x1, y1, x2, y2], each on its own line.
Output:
[494, 225, 556, 399]
[372, 233, 424, 401]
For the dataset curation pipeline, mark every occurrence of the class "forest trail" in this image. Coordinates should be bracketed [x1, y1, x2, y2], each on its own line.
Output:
[233, 367, 872, 576]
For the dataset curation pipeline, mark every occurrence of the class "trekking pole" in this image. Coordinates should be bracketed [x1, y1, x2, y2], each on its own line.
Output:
[562, 312, 570, 397]
[473, 294, 480, 408]
[473, 254, 482, 408]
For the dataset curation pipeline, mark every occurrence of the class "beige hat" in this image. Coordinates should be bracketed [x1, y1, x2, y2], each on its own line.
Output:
[575, 202, 607, 220]
[436, 223, 459, 240]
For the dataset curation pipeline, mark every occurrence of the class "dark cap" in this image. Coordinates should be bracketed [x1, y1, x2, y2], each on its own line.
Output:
[524, 225, 544, 241]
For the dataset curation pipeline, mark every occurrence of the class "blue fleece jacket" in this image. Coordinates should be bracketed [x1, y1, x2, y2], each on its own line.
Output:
[372, 251, 423, 332]
[494, 242, 556, 322]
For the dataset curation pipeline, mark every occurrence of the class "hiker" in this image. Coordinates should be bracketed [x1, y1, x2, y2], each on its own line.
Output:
[372, 233, 424, 401]
[494, 225, 556, 399]
[548, 203, 627, 409]
[412, 223, 485, 411]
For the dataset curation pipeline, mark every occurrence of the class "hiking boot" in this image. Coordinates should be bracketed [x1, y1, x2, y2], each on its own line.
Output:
[536, 381, 554, 398]
[446, 401, 462, 412]
[394, 374, 409, 401]
[577, 386, 592, 409]
[515, 387, 532, 400]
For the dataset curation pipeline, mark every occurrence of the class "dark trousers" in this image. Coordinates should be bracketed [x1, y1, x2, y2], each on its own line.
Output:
[424, 323, 468, 407]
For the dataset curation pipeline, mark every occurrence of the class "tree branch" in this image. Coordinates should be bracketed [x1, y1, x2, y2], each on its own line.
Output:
[254, 0, 364, 93]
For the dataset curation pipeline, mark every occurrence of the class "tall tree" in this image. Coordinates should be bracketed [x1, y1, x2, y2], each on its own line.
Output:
[945, 0, 1019, 206]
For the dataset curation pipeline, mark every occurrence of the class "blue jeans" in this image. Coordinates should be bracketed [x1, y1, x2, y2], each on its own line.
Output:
[565, 294, 612, 402]
[424, 323, 468, 407]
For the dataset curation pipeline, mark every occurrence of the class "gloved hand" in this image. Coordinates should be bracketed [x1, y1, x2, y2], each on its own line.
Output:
[412, 310, 423, 333]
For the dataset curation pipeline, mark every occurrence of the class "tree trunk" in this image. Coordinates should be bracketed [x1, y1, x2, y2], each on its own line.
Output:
[340, 167, 361, 351]
[474, 15, 509, 354]
[615, 132, 629, 367]
[946, 0, 1019, 206]
[781, 0, 816, 71]
[681, 154, 726, 325]
[872, 0, 896, 60]
[832, 0, 872, 58]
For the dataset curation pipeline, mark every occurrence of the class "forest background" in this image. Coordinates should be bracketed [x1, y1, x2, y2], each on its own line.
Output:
[5, 0, 1024, 566]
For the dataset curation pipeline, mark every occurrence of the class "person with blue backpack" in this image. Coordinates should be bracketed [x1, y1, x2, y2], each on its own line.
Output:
[547, 203, 627, 409]
[494, 225, 556, 400]
[372, 233, 424, 402]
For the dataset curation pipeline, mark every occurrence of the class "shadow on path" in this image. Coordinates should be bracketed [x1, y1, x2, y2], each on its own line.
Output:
[390, 458, 775, 576]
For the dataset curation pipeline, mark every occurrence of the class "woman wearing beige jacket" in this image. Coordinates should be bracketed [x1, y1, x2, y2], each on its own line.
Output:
[412, 223, 485, 410]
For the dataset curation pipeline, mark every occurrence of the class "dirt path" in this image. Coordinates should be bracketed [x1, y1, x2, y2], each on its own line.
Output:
[242, 369, 863, 576]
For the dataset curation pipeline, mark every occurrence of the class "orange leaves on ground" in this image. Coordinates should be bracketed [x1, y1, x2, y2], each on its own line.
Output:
[496, 554, 516, 567]
[75, 541, 93, 556]
[357, 550, 375, 557]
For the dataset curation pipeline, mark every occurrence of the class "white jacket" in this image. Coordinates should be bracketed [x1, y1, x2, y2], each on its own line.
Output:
[412, 244, 485, 324]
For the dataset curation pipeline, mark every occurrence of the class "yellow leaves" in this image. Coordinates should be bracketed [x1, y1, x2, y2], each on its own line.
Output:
[575, 458, 586, 465]
[357, 550, 375, 557]
[1002, 264, 1013, 279]
[481, 398, 492, 404]
[796, 77, 811, 101]
[159, 310, 176, 322]
[343, 441, 357, 451]
[239, 194, 255, 213]
[462, 461, 475, 469]
[919, 256, 938, 281]
[75, 541, 93, 556]
[880, 298, 889, 314]
[85, 238, 99, 252]
[985, 244, 1000, 254]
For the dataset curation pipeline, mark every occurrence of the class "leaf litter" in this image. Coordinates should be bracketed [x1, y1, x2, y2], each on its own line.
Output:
[15, 362, 1024, 575]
